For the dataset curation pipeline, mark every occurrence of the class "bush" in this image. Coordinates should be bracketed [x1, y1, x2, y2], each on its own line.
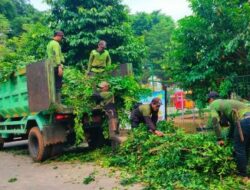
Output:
[56, 121, 249, 189]
[108, 121, 246, 189]
[62, 66, 150, 144]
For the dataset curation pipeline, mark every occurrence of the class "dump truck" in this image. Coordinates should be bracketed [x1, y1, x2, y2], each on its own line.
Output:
[0, 61, 75, 161]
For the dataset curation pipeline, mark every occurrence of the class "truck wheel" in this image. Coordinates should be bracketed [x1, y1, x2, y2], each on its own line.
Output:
[28, 127, 50, 161]
[0, 137, 4, 150]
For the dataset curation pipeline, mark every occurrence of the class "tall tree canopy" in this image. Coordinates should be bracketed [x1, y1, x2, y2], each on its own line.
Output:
[46, 0, 145, 72]
[131, 11, 175, 79]
[164, 0, 250, 104]
[0, 0, 51, 82]
[0, 14, 10, 44]
[0, 0, 41, 36]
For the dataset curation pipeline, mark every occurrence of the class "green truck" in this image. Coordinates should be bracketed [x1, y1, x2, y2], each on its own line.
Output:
[0, 61, 75, 161]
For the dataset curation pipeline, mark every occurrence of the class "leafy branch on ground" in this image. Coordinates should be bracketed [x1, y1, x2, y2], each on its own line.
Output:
[8, 177, 17, 183]
[56, 121, 250, 189]
[83, 172, 96, 185]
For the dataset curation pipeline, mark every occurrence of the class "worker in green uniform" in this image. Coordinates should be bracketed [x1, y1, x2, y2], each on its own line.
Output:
[46, 31, 65, 103]
[98, 81, 115, 109]
[96, 81, 124, 147]
[130, 98, 164, 137]
[87, 40, 111, 75]
[207, 92, 250, 179]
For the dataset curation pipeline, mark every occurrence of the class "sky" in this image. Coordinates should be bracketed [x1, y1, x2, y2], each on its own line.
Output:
[29, 0, 192, 21]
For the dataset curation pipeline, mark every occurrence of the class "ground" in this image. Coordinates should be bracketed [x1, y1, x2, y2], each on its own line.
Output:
[0, 114, 210, 190]
[0, 141, 143, 190]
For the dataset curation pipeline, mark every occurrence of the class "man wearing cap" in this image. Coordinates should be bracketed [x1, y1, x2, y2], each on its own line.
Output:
[98, 81, 114, 108]
[47, 31, 65, 103]
[94, 81, 124, 147]
[130, 98, 164, 137]
[87, 40, 111, 75]
[207, 91, 250, 179]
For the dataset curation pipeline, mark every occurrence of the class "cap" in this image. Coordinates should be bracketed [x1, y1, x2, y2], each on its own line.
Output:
[151, 97, 162, 106]
[54, 31, 64, 37]
[98, 81, 109, 88]
[207, 91, 219, 101]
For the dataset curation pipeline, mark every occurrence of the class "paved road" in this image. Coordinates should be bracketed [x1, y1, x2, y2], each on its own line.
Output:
[0, 142, 142, 190]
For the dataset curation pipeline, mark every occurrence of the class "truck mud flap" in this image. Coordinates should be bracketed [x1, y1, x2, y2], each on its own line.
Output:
[42, 126, 67, 146]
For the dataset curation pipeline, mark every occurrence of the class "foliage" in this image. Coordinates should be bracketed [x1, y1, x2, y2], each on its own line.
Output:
[131, 11, 172, 36]
[62, 67, 150, 143]
[56, 121, 249, 189]
[164, 0, 250, 104]
[219, 79, 233, 98]
[130, 11, 175, 79]
[109, 121, 237, 189]
[0, 0, 42, 36]
[62, 68, 94, 144]
[0, 21, 51, 82]
[144, 17, 175, 79]
[8, 22, 52, 60]
[8, 177, 17, 183]
[0, 14, 10, 43]
[144, 18, 175, 64]
[46, 0, 146, 73]
[0, 1, 50, 82]
[83, 172, 96, 184]
[0, 47, 35, 82]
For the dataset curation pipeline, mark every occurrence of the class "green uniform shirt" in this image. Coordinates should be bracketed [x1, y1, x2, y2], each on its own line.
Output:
[207, 99, 250, 139]
[100, 91, 114, 106]
[88, 50, 111, 73]
[131, 104, 158, 131]
[47, 40, 64, 67]
[139, 104, 152, 117]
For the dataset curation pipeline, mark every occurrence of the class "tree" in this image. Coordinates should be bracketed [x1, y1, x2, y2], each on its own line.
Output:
[0, 16, 51, 82]
[0, 0, 17, 20]
[0, 14, 10, 44]
[164, 0, 250, 104]
[144, 17, 175, 68]
[131, 10, 172, 36]
[130, 11, 175, 79]
[0, 0, 42, 36]
[46, 0, 146, 73]
[130, 12, 153, 36]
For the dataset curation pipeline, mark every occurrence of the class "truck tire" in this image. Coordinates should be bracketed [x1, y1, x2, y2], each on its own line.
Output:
[28, 127, 50, 161]
[0, 137, 4, 150]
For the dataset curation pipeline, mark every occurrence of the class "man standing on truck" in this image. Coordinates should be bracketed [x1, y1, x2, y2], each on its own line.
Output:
[87, 40, 111, 76]
[47, 31, 65, 103]
[207, 91, 250, 180]
[130, 98, 164, 137]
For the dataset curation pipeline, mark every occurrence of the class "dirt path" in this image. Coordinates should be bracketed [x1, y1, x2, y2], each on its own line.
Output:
[0, 142, 143, 190]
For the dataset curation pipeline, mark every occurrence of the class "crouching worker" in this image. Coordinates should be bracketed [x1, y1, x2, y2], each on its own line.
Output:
[130, 98, 164, 137]
[95, 81, 125, 148]
[207, 91, 250, 179]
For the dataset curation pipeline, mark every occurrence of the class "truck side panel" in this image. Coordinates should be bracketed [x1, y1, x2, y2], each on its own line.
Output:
[0, 70, 29, 118]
